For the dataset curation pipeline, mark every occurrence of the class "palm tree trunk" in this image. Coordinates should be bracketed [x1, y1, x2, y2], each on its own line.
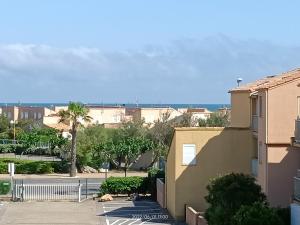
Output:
[70, 126, 77, 177]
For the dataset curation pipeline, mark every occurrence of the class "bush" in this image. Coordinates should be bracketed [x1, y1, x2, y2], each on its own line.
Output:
[147, 168, 165, 200]
[205, 173, 266, 225]
[233, 202, 283, 225]
[0, 180, 11, 195]
[275, 207, 290, 225]
[0, 158, 69, 174]
[0, 144, 25, 154]
[100, 176, 147, 196]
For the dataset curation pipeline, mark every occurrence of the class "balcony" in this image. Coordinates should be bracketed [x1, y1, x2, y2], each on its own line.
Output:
[251, 115, 258, 132]
[294, 176, 300, 201]
[251, 158, 258, 177]
[295, 119, 300, 143]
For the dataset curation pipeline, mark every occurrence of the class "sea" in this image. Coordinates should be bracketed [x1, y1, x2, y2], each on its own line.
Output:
[0, 103, 230, 112]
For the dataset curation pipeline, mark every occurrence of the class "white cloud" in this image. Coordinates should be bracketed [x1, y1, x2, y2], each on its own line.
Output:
[0, 35, 300, 103]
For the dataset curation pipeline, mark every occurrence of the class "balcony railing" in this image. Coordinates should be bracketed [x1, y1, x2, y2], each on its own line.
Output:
[295, 119, 300, 143]
[251, 158, 258, 177]
[251, 115, 258, 132]
[294, 177, 300, 201]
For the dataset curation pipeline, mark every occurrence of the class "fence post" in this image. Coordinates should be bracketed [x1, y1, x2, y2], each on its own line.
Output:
[85, 178, 88, 199]
[78, 184, 82, 202]
[21, 179, 24, 202]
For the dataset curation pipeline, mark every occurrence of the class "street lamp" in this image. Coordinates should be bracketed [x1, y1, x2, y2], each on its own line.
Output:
[10, 120, 16, 143]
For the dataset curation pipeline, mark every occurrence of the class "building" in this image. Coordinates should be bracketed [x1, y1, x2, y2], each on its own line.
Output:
[1, 106, 56, 121]
[166, 127, 255, 220]
[130, 107, 182, 125]
[165, 68, 300, 221]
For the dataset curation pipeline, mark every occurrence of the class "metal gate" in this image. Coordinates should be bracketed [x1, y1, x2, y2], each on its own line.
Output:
[14, 183, 82, 202]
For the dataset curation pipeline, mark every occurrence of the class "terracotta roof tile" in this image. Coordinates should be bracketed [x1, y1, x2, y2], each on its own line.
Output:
[229, 68, 300, 93]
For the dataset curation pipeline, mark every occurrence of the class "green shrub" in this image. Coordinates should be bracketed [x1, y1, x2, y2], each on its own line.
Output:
[0, 144, 25, 154]
[275, 207, 290, 225]
[147, 168, 165, 200]
[233, 202, 283, 225]
[0, 158, 69, 174]
[0, 180, 11, 195]
[205, 173, 266, 225]
[100, 176, 146, 195]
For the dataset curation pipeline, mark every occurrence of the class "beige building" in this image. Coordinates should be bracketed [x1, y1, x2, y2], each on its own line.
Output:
[230, 69, 300, 208]
[166, 127, 255, 220]
[165, 68, 300, 221]
[129, 107, 182, 125]
[1, 106, 56, 121]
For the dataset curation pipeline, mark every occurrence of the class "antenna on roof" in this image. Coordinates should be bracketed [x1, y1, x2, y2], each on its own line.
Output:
[237, 78, 243, 87]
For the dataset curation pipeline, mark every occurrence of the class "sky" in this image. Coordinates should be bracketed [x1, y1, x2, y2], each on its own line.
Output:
[1, 0, 300, 104]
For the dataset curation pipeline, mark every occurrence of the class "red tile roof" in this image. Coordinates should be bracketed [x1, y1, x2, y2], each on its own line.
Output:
[229, 68, 300, 93]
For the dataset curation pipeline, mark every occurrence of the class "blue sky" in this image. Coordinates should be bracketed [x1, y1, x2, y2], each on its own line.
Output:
[1, 1, 300, 103]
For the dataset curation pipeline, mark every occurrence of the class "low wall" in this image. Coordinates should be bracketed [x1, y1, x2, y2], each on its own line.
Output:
[156, 178, 165, 208]
[185, 205, 207, 225]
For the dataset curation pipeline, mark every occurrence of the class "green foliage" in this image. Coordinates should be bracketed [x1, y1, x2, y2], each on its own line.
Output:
[0, 180, 11, 195]
[0, 144, 24, 154]
[58, 102, 92, 177]
[0, 158, 69, 174]
[18, 127, 67, 151]
[233, 202, 283, 225]
[76, 125, 116, 168]
[147, 168, 165, 200]
[205, 173, 266, 225]
[199, 112, 230, 127]
[274, 207, 290, 225]
[100, 176, 146, 195]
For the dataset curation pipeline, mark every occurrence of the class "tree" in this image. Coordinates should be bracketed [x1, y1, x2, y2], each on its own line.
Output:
[205, 173, 266, 225]
[76, 125, 116, 169]
[198, 112, 230, 127]
[58, 102, 91, 177]
[233, 202, 283, 225]
[112, 136, 154, 176]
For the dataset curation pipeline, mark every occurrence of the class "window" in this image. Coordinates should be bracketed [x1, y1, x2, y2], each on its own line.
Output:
[259, 96, 263, 117]
[182, 144, 196, 165]
[258, 142, 263, 164]
[24, 112, 29, 119]
[38, 112, 42, 119]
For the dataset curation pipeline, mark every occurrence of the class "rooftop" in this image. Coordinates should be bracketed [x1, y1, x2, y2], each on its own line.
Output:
[229, 68, 300, 93]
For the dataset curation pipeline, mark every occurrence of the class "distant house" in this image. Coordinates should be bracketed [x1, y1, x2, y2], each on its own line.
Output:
[128, 107, 182, 126]
[1, 106, 55, 121]
[165, 68, 300, 221]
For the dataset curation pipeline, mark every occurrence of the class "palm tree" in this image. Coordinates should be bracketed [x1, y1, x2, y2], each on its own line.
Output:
[58, 102, 92, 177]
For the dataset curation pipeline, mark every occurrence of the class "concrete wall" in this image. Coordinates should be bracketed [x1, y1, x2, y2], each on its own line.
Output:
[166, 133, 176, 218]
[156, 178, 165, 208]
[230, 92, 251, 128]
[267, 146, 300, 207]
[267, 80, 300, 143]
[87, 107, 125, 125]
[166, 127, 255, 220]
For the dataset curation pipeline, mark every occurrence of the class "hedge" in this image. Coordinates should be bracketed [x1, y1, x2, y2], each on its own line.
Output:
[0, 158, 69, 174]
[0, 144, 25, 154]
[99, 168, 165, 197]
[100, 176, 148, 196]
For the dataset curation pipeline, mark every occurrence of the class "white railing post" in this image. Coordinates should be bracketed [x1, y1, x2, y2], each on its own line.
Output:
[78, 184, 82, 202]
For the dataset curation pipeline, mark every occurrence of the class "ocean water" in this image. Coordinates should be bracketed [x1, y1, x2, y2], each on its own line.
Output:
[0, 103, 230, 112]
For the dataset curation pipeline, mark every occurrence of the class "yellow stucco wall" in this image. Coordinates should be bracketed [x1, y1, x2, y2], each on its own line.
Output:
[166, 127, 255, 220]
[230, 92, 251, 128]
[166, 132, 176, 218]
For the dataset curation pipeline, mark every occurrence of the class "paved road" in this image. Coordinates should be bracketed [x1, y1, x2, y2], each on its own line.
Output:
[100, 200, 182, 225]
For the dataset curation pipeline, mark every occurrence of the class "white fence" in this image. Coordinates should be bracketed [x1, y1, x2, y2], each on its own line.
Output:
[14, 184, 82, 202]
